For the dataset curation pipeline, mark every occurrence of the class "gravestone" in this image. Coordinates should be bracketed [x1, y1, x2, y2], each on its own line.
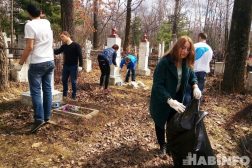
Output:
[214, 62, 225, 75]
[83, 40, 92, 72]
[158, 43, 162, 58]
[136, 34, 150, 76]
[161, 41, 165, 56]
[21, 72, 63, 106]
[107, 28, 122, 85]
[2, 32, 12, 58]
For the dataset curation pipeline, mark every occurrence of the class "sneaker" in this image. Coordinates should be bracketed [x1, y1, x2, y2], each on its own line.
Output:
[30, 121, 45, 133]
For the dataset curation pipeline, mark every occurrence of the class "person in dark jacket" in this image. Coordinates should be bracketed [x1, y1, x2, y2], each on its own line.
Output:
[120, 53, 137, 82]
[54, 31, 83, 100]
[150, 36, 202, 156]
[97, 44, 119, 93]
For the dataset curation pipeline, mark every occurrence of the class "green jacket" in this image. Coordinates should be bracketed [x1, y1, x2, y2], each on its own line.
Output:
[150, 55, 198, 128]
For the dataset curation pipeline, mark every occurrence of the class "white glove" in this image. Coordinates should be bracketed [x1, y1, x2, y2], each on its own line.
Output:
[13, 63, 23, 71]
[167, 98, 186, 113]
[193, 87, 202, 99]
[78, 66, 83, 72]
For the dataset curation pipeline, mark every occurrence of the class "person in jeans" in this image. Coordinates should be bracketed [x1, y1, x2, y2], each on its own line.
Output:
[97, 44, 119, 93]
[17, 4, 55, 133]
[184, 32, 213, 105]
[54, 31, 83, 100]
[120, 53, 137, 82]
[150, 36, 202, 156]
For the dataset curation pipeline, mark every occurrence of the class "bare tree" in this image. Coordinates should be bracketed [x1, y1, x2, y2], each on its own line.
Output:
[222, 0, 252, 93]
[0, 31, 8, 91]
[60, 0, 74, 37]
[93, 0, 99, 49]
[0, 2, 8, 90]
[172, 0, 180, 38]
[224, 0, 230, 53]
[123, 0, 132, 51]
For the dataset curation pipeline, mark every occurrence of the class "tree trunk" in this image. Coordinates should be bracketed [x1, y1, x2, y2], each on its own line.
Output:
[222, 0, 252, 93]
[123, 0, 132, 51]
[224, 0, 230, 53]
[0, 31, 8, 91]
[203, 0, 210, 32]
[93, 0, 99, 49]
[172, 0, 180, 36]
[60, 0, 74, 38]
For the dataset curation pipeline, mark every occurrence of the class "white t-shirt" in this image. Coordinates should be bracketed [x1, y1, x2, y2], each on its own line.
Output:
[24, 19, 54, 64]
[194, 42, 213, 73]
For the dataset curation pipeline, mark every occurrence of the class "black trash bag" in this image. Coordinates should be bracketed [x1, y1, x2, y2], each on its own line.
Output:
[167, 99, 218, 168]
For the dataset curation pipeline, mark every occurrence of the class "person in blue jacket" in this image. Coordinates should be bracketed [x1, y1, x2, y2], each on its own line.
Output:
[120, 53, 137, 82]
[97, 44, 119, 93]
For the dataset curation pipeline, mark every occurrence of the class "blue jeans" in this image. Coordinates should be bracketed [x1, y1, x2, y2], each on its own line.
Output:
[184, 71, 206, 106]
[125, 68, 136, 82]
[195, 71, 206, 91]
[62, 65, 78, 98]
[28, 61, 55, 123]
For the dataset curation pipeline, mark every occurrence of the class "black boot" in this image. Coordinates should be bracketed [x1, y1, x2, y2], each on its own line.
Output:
[160, 143, 167, 155]
[166, 142, 172, 156]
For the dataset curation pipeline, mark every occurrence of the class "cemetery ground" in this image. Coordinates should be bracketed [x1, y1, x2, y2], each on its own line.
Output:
[0, 66, 251, 168]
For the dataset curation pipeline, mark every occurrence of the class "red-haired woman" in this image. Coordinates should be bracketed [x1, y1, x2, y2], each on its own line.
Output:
[150, 36, 202, 156]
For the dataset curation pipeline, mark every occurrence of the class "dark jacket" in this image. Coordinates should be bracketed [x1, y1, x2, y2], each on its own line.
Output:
[54, 42, 83, 67]
[150, 55, 198, 128]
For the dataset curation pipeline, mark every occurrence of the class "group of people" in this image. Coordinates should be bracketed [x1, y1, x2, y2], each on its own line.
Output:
[15, 5, 214, 164]
[97, 46, 138, 93]
[14, 4, 139, 133]
[150, 33, 213, 156]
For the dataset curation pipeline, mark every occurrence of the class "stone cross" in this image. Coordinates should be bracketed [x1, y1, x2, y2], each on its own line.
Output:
[136, 34, 151, 76]
[161, 41, 165, 56]
[83, 40, 92, 72]
[158, 43, 162, 58]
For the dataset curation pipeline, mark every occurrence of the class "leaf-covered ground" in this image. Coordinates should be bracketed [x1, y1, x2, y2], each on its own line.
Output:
[0, 65, 251, 168]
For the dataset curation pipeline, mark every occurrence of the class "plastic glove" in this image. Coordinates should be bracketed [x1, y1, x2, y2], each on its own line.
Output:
[13, 63, 23, 71]
[193, 87, 202, 99]
[167, 98, 186, 113]
[78, 67, 82, 72]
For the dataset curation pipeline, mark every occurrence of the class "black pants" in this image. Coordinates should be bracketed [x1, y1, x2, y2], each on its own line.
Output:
[155, 91, 182, 147]
[155, 124, 166, 146]
[155, 110, 176, 147]
[98, 55, 110, 89]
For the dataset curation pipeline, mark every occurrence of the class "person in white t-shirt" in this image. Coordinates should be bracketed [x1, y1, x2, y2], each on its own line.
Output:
[184, 33, 213, 105]
[15, 4, 55, 133]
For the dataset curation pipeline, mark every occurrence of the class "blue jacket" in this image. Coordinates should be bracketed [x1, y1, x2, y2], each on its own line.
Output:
[120, 54, 137, 69]
[101, 48, 117, 65]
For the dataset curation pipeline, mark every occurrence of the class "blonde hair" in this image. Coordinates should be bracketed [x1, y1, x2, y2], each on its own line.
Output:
[165, 36, 195, 68]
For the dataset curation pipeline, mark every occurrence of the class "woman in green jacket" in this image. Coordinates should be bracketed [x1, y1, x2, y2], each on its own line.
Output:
[150, 36, 202, 155]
